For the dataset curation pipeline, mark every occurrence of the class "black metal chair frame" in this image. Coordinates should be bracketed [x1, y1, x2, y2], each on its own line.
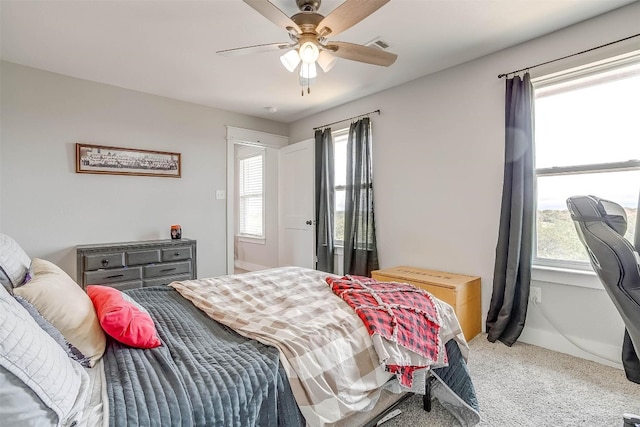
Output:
[567, 195, 640, 427]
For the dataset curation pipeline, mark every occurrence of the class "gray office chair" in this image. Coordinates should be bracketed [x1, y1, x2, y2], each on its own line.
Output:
[566, 195, 640, 427]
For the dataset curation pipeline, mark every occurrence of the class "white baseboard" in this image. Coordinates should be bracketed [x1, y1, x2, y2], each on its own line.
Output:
[234, 260, 271, 272]
[519, 325, 623, 370]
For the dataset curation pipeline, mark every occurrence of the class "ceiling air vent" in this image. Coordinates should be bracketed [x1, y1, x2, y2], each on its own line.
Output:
[366, 38, 390, 51]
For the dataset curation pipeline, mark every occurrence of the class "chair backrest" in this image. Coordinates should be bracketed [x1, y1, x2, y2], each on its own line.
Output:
[566, 195, 640, 356]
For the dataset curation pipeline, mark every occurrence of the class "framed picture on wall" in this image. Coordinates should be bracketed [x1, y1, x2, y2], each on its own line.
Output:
[76, 143, 181, 178]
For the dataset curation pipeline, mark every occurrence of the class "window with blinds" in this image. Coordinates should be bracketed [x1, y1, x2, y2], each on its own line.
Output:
[238, 151, 265, 238]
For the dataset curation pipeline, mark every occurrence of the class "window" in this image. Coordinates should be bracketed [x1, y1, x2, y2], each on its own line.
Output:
[533, 54, 640, 270]
[237, 149, 265, 239]
[333, 129, 348, 244]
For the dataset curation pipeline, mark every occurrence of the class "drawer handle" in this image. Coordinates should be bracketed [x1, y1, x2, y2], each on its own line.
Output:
[105, 274, 125, 279]
[101, 259, 109, 267]
[174, 253, 181, 257]
[161, 268, 177, 272]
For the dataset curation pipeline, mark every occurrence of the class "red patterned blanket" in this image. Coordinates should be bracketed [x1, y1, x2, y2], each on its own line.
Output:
[326, 275, 443, 387]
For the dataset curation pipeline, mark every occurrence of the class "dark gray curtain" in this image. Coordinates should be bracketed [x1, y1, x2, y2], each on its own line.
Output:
[486, 73, 534, 346]
[343, 117, 379, 276]
[315, 128, 335, 273]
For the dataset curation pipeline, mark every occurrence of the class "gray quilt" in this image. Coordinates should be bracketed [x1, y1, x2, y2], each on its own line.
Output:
[102, 286, 305, 427]
[103, 286, 478, 426]
[431, 339, 481, 426]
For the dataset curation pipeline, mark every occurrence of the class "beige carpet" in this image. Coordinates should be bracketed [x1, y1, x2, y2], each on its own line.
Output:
[383, 333, 640, 427]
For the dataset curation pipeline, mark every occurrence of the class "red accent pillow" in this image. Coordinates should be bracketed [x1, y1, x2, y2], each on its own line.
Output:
[86, 285, 161, 349]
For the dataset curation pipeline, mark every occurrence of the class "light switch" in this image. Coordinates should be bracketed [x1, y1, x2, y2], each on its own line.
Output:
[216, 190, 226, 200]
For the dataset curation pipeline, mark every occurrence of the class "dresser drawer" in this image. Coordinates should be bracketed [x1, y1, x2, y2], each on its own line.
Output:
[84, 253, 124, 270]
[85, 267, 142, 285]
[77, 239, 196, 290]
[108, 280, 143, 291]
[126, 249, 161, 265]
[144, 261, 191, 279]
[143, 273, 192, 288]
[161, 247, 192, 262]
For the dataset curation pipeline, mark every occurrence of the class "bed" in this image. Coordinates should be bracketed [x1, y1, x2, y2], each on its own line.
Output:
[0, 233, 480, 427]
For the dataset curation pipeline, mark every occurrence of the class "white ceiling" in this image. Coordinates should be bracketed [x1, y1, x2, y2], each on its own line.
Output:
[1, 0, 636, 123]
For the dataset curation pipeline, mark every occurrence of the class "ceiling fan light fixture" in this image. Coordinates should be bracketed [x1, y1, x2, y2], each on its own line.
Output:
[226, 0, 397, 95]
[299, 40, 319, 64]
[317, 50, 336, 72]
[280, 49, 301, 72]
[299, 59, 317, 96]
[299, 61, 317, 79]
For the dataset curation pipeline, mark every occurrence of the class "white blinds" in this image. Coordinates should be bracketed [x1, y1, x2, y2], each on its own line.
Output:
[238, 153, 264, 237]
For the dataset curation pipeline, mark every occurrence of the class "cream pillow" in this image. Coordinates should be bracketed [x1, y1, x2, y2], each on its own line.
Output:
[1, 283, 90, 426]
[14, 258, 106, 366]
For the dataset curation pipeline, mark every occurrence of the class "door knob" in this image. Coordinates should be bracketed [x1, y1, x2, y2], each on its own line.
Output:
[305, 220, 313, 225]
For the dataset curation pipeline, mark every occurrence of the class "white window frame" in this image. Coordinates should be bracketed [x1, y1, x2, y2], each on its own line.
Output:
[531, 51, 640, 288]
[237, 148, 266, 241]
[332, 128, 349, 247]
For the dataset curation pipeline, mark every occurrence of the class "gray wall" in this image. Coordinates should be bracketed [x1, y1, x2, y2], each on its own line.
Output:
[0, 61, 287, 280]
[289, 2, 640, 365]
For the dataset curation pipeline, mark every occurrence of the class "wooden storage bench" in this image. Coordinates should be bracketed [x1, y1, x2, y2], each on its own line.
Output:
[371, 266, 481, 341]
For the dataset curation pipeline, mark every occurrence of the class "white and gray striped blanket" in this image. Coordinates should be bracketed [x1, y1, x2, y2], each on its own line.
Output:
[171, 266, 476, 426]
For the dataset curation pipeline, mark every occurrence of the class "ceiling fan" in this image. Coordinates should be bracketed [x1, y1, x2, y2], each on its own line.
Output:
[217, 0, 398, 95]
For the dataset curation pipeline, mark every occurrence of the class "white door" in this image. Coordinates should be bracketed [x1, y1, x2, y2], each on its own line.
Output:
[278, 138, 315, 268]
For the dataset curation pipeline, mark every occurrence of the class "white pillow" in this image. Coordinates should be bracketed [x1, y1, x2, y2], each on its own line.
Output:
[13, 258, 106, 367]
[0, 233, 31, 289]
[0, 284, 89, 426]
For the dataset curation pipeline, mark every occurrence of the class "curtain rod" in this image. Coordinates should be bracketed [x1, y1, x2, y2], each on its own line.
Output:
[313, 109, 380, 131]
[497, 33, 640, 79]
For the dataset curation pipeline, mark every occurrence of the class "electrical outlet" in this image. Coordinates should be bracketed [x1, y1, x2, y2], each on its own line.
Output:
[530, 286, 542, 304]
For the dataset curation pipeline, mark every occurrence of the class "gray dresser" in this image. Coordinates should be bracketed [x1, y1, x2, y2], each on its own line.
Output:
[76, 239, 197, 290]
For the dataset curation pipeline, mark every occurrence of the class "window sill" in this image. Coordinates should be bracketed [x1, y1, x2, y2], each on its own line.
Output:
[531, 264, 603, 290]
[236, 236, 266, 245]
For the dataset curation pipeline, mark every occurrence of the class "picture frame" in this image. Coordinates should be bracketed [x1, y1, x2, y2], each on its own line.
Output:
[76, 143, 181, 178]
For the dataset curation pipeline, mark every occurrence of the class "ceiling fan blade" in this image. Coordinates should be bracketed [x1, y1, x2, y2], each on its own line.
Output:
[217, 42, 294, 56]
[326, 41, 397, 66]
[243, 0, 301, 34]
[316, 0, 389, 38]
